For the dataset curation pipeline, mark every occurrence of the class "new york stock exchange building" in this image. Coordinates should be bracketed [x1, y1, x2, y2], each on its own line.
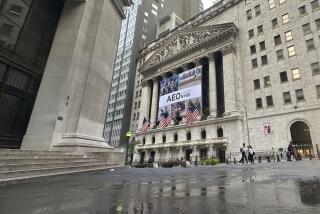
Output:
[133, 0, 320, 164]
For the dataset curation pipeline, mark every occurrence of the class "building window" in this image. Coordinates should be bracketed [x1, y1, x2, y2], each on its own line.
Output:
[272, 18, 278, 29]
[280, 0, 286, 4]
[261, 55, 268, 65]
[201, 130, 206, 139]
[247, 9, 252, 20]
[257, 25, 263, 34]
[274, 35, 282, 46]
[217, 128, 223, 137]
[245, 0, 251, 5]
[316, 18, 320, 30]
[311, 62, 320, 75]
[142, 138, 146, 145]
[316, 85, 320, 98]
[302, 23, 312, 35]
[259, 41, 266, 51]
[285, 31, 293, 41]
[292, 68, 301, 80]
[268, 0, 275, 9]
[276, 49, 284, 61]
[255, 5, 261, 16]
[264, 76, 271, 87]
[280, 71, 288, 82]
[299, 5, 307, 16]
[174, 133, 178, 142]
[256, 98, 263, 109]
[306, 38, 315, 51]
[311, 0, 320, 10]
[254, 79, 260, 90]
[252, 58, 258, 68]
[287, 46, 296, 57]
[150, 136, 156, 145]
[248, 29, 254, 38]
[186, 131, 191, 141]
[144, 11, 149, 17]
[162, 135, 166, 143]
[282, 14, 290, 24]
[295, 89, 305, 101]
[283, 92, 292, 104]
[250, 45, 256, 54]
[266, 95, 274, 107]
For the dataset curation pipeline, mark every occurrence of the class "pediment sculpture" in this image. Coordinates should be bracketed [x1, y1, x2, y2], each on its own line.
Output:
[139, 23, 238, 73]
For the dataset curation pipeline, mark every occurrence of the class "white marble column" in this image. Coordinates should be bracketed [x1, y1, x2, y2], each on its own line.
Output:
[150, 78, 159, 128]
[140, 80, 152, 122]
[208, 53, 217, 117]
[222, 45, 237, 114]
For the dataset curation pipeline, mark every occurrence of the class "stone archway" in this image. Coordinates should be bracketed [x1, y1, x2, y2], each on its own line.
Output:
[290, 121, 313, 158]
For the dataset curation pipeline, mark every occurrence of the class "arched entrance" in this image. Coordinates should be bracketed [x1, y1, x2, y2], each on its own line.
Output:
[290, 121, 313, 158]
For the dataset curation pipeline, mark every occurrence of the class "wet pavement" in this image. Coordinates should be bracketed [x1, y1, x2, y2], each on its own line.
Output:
[0, 161, 320, 214]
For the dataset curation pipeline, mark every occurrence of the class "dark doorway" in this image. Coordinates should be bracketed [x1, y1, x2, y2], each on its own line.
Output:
[185, 149, 192, 161]
[200, 148, 208, 160]
[290, 121, 313, 157]
[149, 151, 156, 163]
[218, 148, 226, 163]
[140, 152, 145, 164]
[201, 130, 206, 139]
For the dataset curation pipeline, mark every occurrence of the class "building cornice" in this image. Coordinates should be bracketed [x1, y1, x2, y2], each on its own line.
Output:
[111, 0, 133, 19]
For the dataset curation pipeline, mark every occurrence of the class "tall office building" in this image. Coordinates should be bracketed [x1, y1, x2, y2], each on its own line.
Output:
[104, 0, 203, 148]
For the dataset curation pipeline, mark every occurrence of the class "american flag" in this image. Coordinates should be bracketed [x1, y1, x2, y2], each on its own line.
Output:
[159, 110, 172, 128]
[186, 104, 200, 125]
[140, 117, 150, 133]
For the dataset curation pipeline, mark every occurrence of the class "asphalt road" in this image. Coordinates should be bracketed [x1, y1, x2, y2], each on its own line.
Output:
[0, 161, 320, 214]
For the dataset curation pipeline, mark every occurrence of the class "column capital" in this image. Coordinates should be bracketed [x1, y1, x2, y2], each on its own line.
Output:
[207, 52, 215, 61]
[221, 44, 236, 56]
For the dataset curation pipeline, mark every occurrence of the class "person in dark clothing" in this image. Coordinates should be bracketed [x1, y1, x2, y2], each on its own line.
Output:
[240, 143, 248, 164]
[248, 145, 255, 164]
[287, 141, 297, 161]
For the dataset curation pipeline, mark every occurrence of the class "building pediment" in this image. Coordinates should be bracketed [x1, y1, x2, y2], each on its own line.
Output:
[139, 23, 238, 74]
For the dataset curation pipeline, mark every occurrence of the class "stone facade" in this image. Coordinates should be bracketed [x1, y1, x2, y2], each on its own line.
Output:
[133, 0, 320, 163]
[21, 0, 131, 152]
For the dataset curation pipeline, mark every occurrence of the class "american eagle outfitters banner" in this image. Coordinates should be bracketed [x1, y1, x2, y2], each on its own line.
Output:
[158, 65, 202, 120]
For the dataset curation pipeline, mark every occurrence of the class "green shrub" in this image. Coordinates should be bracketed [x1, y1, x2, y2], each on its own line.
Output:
[200, 157, 219, 165]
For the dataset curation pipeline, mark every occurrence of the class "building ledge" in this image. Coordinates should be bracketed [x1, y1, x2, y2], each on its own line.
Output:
[136, 137, 228, 150]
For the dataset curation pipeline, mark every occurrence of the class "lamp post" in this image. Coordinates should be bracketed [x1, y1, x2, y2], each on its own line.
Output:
[125, 131, 134, 165]
[236, 99, 251, 146]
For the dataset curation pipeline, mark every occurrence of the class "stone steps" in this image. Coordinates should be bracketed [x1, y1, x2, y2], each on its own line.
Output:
[0, 157, 102, 165]
[0, 149, 125, 185]
[0, 160, 107, 171]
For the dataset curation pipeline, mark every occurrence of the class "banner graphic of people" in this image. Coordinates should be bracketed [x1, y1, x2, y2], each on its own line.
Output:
[158, 66, 202, 121]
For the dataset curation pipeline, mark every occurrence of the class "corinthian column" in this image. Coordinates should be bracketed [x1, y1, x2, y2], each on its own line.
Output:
[222, 45, 237, 114]
[150, 77, 159, 128]
[140, 80, 152, 122]
[208, 53, 217, 117]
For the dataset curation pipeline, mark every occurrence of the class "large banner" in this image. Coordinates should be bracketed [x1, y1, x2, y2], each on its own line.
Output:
[158, 65, 202, 120]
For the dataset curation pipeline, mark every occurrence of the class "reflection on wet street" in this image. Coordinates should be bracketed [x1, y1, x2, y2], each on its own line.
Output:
[0, 161, 320, 214]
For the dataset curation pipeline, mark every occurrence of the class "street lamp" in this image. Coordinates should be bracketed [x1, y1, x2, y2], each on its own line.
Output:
[125, 131, 134, 165]
[236, 99, 251, 146]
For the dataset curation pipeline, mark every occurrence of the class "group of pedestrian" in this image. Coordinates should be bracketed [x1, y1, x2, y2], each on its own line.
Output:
[240, 143, 255, 164]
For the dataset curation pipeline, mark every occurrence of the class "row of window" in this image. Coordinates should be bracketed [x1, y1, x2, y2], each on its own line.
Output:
[143, 128, 224, 145]
[255, 85, 320, 109]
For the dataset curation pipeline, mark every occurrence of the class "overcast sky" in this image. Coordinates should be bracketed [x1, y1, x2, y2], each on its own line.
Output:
[202, 0, 213, 9]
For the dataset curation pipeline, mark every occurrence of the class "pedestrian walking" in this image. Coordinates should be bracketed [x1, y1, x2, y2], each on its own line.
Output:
[240, 143, 248, 164]
[287, 141, 297, 161]
[248, 145, 255, 164]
